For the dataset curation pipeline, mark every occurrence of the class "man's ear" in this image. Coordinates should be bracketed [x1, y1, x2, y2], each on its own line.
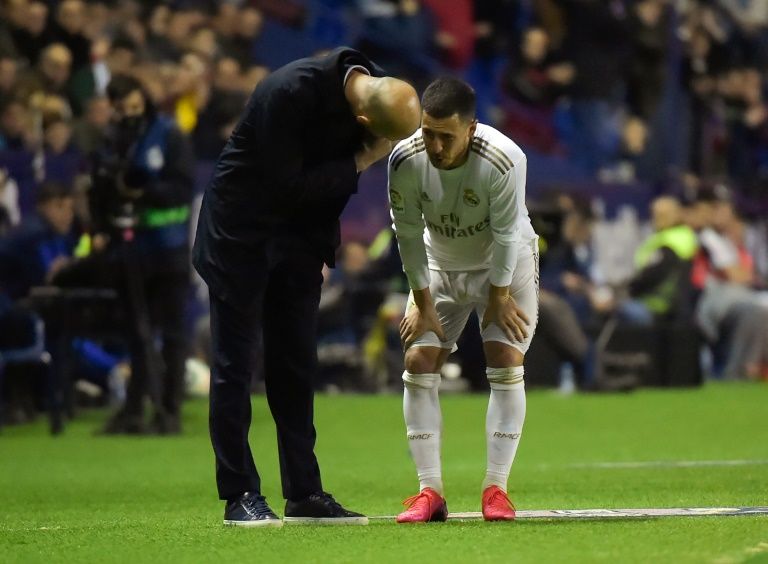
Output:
[356, 115, 371, 128]
[468, 119, 478, 138]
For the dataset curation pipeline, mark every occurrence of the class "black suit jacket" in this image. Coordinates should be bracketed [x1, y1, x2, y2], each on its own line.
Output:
[193, 47, 384, 307]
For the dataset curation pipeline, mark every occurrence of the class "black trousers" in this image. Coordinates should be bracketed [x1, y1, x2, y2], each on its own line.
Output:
[209, 246, 324, 501]
[122, 266, 189, 418]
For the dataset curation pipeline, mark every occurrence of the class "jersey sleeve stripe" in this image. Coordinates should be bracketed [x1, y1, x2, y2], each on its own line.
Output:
[390, 137, 424, 166]
[392, 142, 426, 170]
[472, 138, 514, 169]
[470, 146, 510, 175]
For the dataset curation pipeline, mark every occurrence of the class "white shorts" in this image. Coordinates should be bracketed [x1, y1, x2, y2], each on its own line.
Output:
[407, 238, 539, 355]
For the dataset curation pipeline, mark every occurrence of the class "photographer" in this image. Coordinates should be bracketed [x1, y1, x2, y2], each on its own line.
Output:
[86, 74, 194, 434]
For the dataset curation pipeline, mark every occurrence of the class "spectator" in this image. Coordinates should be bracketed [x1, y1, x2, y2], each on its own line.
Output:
[468, 0, 518, 123]
[8, 0, 52, 67]
[722, 66, 768, 192]
[15, 43, 74, 102]
[540, 202, 600, 325]
[626, 0, 669, 121]
[599, 115, 650, 183]
[71, 95, 110, 156]
[42, 112, 84, 190]
[687, 189, 768, 380]
[192, 57, 247, 160]
[0, 181, 75, 301]
[0, 54, 19, 111]
[557, 0, 631, 173]
[187, 26, 220, 62]
[229, 7, 264, 69]
[615, 196, 698, 325]
[421, 0, 474, 71]
[0, 100, 29, 150]
[355, 0, 440, 91]
[500, 26, 574, 153]
[212, 3, 239, 59]
[171, 51, 210, 135]
[50, 0, 91, 73]
[719, 0, 768, 67]
[680, 26, 724, 173]
[144, 5, 178, 63]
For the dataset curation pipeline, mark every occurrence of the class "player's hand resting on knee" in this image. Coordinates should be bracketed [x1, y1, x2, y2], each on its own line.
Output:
[482, 288, 529, 343]
[400, 301, 446, 348]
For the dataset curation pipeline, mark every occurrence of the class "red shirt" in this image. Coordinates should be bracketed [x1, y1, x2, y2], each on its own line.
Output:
[422, 0, 475, 70]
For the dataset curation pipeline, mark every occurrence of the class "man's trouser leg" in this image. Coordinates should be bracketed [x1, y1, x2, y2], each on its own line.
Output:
[209, 292, 262, 500]
[148, 269, 189, 418]
[262, 250, 324, 501]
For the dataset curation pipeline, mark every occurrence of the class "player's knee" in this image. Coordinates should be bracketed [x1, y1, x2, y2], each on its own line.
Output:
[486, 366, 525, 390]
[404, 346, 442, 374]
[402, 370, 440, 390]
[484, 341, 524, 368]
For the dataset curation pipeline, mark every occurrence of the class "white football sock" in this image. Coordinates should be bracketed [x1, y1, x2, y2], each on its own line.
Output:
[402, 371, 443, 494]
[484, 366, 526, 491]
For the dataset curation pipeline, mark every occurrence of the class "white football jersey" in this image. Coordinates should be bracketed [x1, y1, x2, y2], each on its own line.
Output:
[388, 123, 536, 290]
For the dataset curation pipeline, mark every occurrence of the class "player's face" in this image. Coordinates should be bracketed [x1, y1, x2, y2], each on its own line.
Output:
[421, 111, 477, 170]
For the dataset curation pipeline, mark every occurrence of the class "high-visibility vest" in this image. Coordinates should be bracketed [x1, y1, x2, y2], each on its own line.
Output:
[633, 224, 698, 314]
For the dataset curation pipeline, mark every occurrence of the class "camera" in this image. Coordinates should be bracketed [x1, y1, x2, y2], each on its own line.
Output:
[89, 153, 148, 233]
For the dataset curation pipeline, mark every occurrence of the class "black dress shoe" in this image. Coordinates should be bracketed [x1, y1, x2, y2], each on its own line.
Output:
[224, 492, 282, 527]
[284, 492, 368, 525]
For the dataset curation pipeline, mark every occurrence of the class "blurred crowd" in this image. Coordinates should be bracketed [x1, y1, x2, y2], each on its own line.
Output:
[1, 0, 767, 430]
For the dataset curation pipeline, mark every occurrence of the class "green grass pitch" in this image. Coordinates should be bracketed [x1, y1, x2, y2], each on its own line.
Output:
[1, 382, 767, 563]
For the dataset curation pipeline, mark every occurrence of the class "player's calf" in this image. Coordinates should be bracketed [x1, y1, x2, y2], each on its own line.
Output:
[402, 371, 443, 494]
[484, 366, 526, 499]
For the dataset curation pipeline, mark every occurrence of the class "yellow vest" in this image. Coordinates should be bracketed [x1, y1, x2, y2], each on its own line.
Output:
[633, 224, 698, 314]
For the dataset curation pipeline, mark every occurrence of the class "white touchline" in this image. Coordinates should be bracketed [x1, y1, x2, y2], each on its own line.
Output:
[369, 507, 768, 521]
[562, 459, 768, 470]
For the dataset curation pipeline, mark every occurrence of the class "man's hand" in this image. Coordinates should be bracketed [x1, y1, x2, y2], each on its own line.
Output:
[482, 285, 529, 342]
[355, 136, 393, 173]
[399, 288, 445, 348]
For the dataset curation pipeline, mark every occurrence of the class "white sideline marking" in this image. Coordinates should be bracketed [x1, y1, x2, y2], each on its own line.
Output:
[370, 507, 768, 521]
[562, 459, 768, 470]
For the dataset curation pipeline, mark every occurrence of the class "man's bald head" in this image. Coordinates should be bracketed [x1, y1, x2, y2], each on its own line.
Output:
[351, 75, 420, 141]
[651, 196, 682, 231]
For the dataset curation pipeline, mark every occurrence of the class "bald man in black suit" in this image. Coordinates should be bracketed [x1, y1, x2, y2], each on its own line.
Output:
[193, 47, 420, 527]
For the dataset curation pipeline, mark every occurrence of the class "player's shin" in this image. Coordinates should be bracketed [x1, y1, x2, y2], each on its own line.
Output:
[402, 371, 443, 494]
[484, 366, 526, 491]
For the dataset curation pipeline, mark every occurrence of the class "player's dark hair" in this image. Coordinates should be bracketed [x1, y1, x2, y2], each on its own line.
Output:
[421, 77, 476, 122]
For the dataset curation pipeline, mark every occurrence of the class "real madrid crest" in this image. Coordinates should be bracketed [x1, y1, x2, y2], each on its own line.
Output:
[463, 188, 479, 207]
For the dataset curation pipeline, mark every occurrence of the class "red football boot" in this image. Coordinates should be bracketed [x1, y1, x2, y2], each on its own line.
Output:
[396, 488, 448, 523]
[482, 486, 516, 521]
